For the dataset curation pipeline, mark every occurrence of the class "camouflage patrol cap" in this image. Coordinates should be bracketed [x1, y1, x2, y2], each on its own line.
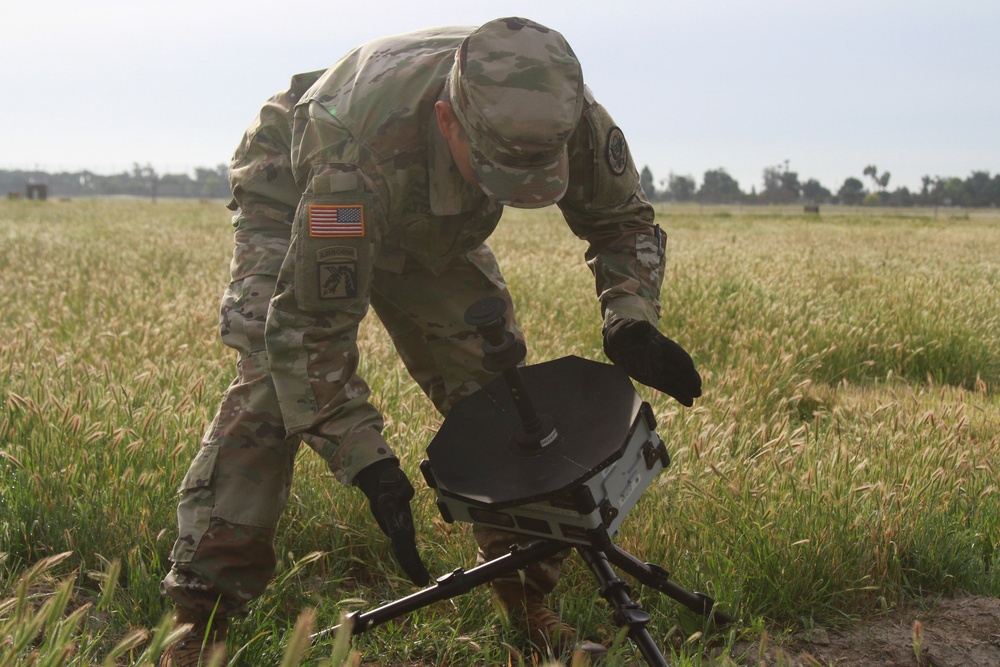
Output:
[450, 17, 584, 208]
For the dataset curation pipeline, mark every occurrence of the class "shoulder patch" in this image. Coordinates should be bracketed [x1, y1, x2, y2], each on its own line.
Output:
[606, 126, 628, 176]
[317, 246, 359, 299]
[309, 203, 365, 237]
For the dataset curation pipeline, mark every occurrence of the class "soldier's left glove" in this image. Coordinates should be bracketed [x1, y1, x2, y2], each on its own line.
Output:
[603, 318, 703, 407]
[354, 459, 431, 586]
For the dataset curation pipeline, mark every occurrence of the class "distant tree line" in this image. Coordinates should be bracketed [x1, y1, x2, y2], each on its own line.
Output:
[641, 163, 1000, 208]
[5, 162, 1000, 208]
[2, 163, 230, 200]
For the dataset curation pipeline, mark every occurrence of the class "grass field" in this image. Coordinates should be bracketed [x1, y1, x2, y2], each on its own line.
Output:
[1, 199, 997, 666]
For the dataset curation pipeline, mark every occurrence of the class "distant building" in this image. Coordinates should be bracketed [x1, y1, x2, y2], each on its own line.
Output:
[26, 183, 48, 200]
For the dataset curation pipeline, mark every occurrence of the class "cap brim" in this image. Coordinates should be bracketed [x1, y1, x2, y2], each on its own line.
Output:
[470, 147, 569, 209]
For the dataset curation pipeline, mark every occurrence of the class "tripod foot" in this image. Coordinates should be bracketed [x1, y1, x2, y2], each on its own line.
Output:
[579, 547, 669, 667]
[603, 543, 736, 627]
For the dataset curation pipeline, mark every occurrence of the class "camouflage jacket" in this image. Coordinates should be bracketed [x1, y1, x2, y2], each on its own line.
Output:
[283, 25, 663, 323]
[229, 26, 665, 481]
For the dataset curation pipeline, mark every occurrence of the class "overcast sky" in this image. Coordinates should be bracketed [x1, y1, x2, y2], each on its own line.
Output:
[2, 0, 998, 193]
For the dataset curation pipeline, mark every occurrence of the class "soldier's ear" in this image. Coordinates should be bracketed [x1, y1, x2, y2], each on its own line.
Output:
[434, 101, 460, 140]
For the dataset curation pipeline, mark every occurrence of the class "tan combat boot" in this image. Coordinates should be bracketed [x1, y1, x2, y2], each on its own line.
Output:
[159, 608, 228, 667]
[493, 581, 607, 661]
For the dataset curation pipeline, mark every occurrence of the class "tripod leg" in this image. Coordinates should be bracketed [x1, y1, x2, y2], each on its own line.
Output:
[311, 540, 566, 641]
[604, 544, 735, 626]
[578, 547, 669, 667]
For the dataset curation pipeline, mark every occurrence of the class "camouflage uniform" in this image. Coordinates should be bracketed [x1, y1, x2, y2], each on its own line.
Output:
[161, 18, 665, 617]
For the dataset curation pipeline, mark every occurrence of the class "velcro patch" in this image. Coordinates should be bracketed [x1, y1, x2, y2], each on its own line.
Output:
[606, 126, 628, 175]
[317, 246, 359, 299]
[309, 204, 365, 237]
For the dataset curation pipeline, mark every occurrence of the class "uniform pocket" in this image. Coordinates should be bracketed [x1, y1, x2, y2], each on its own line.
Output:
[229, 226, 291, 282]
[177, 443, 219, 493]
[293, 192, 378, 312]
[170, 444, 221, 563]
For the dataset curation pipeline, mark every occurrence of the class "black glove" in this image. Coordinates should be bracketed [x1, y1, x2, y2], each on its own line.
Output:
[603, 318, 703, 407]
[353, 459, 431, 586]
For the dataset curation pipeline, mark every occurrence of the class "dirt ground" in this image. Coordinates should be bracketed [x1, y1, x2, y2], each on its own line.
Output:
[726, 593, 1000, 666]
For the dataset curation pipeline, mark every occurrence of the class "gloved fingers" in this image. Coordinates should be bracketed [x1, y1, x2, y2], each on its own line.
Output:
[659, 382, 695, 407]
[388, 529, 432, 586]
[652, 337, 703, 401]
[355, 461, 430, 585]
[374, 493, 431, 586]
[603, 318, 702, 405]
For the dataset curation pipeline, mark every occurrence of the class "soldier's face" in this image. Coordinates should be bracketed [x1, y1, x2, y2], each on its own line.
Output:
[435, 101, 481, 191]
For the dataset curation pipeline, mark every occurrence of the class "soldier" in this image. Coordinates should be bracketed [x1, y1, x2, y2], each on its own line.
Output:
[159, 16, 702, 666]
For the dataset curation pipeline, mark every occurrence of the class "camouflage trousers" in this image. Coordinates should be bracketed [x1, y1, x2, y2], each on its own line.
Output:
[160, 213, 567, 617]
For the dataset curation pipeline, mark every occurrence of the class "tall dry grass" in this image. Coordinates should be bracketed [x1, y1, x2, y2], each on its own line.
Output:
[0, 199, 997, 665]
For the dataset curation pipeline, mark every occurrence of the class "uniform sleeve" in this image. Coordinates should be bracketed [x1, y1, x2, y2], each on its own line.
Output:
[264, 101, 396, 486]
[228, 70, 327, 223]
[556, 97, 666, 328]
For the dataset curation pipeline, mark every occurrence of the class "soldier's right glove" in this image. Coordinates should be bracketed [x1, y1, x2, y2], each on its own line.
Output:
[353, 459, 431, 586]
[603, 317, 703, 407]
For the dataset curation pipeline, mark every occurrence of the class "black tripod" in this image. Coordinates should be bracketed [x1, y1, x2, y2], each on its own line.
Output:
[313, 537, 732, 666]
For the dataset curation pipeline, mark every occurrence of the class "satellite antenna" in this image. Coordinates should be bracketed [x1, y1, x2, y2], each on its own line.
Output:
[315, 298, 732, 666]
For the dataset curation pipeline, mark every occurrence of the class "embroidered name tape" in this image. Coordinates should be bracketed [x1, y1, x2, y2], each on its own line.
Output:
[309, 204, 365, 237]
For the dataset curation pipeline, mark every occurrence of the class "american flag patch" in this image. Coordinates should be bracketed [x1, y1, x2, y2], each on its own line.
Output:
[309, 204, 365, 238]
